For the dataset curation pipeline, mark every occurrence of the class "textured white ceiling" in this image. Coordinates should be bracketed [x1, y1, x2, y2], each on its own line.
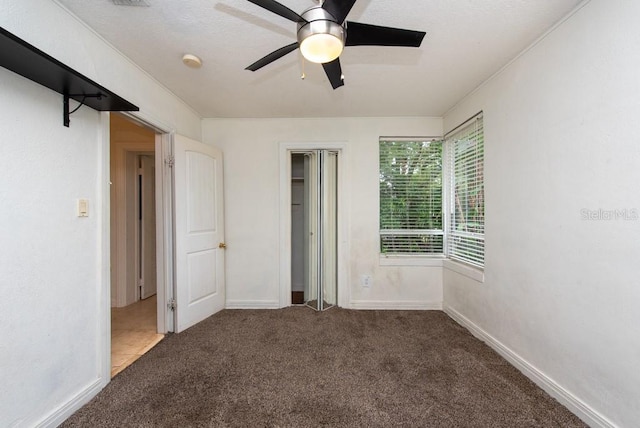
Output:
[57, 0, 583, 118]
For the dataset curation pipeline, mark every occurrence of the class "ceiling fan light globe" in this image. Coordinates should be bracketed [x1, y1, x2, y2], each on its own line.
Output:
[297, 6, 345, 64]
[300, 33, 344, 63]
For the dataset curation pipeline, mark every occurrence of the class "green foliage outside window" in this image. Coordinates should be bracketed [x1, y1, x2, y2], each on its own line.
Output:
[379, 140, 443, 254]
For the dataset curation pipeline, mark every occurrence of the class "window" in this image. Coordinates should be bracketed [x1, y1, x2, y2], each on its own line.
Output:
[446, 115, 484, 267]
[378, 113, 485, 268]
[379, 139, 444, 254]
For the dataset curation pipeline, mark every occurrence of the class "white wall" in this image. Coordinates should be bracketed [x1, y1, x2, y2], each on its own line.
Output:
[0, 1, 201, 426]
[8, 0, 636, 425]
[443, 1, 640, 426]
[202, 117, 444, 310]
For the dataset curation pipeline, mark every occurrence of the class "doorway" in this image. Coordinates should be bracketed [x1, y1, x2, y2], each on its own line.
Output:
[109, 113, 164, 376]
[290, 151, 338, 311]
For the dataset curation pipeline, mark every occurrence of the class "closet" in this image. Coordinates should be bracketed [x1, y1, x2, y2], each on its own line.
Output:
[291, 151, 338, 311]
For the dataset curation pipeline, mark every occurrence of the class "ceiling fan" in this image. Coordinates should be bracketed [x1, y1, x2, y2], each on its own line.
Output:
[244, 0, 426, 89]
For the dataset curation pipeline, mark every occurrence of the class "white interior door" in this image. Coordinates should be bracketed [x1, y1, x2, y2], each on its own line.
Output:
[174, 134, 225, 332]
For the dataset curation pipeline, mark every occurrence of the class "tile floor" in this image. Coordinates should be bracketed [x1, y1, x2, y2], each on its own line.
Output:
[111, 295, 164, 377]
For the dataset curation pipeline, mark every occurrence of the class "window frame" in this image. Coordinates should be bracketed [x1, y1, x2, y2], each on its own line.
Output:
[444, 113, 485, 269]
[378, 112, 484, 270]
[378, 137, 445, 257]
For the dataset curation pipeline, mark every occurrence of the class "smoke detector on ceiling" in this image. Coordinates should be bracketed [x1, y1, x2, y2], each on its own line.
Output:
[182, 54, 202, 69]
[112, 0, 150, 6]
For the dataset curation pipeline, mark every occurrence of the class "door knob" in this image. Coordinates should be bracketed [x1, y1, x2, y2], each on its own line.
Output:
[218, 242, 227, 249]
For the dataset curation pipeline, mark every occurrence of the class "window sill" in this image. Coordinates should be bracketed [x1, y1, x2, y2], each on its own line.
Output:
[379, 255, 445, 267]
[443, 259, 485, 282]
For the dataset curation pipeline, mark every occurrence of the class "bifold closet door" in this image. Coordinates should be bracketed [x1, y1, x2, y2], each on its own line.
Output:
[304, 150, 337, 311]
[321, 151, 337, 309]
[304, 153, 318, 307]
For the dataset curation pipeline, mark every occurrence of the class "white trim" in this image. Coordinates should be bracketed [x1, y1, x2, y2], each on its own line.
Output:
[98, 113, 112, 385]
[121, 110, 173, 135]
[35, 378, 103, 428]
[379, 255, 445, 267]
[110, 113, 174, 333]
[350, 300, 442, 310]
[379, 135, 442, 142]
[155, 133, 173, 334]
[443, 259, 485, 282]
[278, 142, 351, 309]
[444, 305, 617, 428]
[442, 135, 452, 256]
[278, 146, 292, 307]
[225, 300, 281, 309]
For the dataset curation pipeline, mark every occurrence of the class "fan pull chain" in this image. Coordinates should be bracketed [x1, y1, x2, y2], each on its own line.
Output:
[301, 56, 306, 80]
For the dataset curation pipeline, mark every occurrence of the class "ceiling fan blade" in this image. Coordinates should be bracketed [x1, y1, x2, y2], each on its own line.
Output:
[245, 0, 307, 23]
[322, 58, 344, 90]
[245, 42, 299, 71]
[322, 0, 357, 24]
[345, 21, 426, 47]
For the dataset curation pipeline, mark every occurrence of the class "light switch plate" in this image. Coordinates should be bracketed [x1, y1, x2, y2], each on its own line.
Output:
[77, 199, 89, 217]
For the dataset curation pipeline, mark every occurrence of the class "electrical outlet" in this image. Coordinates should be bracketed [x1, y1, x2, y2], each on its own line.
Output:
[361, 275, 372, 288]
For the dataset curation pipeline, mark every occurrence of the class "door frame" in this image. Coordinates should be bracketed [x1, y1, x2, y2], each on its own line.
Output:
[278, 142, 351, 309]
[100, 111, 175, 383]
[111, 145, 155, 308]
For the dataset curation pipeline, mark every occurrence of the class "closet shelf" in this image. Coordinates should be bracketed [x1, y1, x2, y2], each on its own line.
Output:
[0, 26, 139, 127]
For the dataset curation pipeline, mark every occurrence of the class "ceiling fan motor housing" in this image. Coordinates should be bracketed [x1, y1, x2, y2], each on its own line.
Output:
[297, 6, 345, 63]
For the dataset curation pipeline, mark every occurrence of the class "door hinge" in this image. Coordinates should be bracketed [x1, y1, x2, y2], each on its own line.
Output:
[165, 156, 175, 168]
[168, 298, 176, 311]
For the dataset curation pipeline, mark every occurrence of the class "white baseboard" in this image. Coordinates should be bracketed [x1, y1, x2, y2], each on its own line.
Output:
[35, 378, 104, 428]
[444, 305, 616, 428]
[349, 300, 442, 310]
[225, 299, 280, 309]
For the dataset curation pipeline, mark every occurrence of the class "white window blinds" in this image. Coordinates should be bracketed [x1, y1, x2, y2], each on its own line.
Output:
[379, 139, 444, 254]
[446, 115, 485, 267]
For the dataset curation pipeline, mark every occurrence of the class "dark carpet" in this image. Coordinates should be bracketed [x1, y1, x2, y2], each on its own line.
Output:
[62, 308, 586, 427]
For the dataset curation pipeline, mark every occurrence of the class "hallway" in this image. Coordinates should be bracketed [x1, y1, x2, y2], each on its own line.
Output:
[111, 296, 164, 377]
